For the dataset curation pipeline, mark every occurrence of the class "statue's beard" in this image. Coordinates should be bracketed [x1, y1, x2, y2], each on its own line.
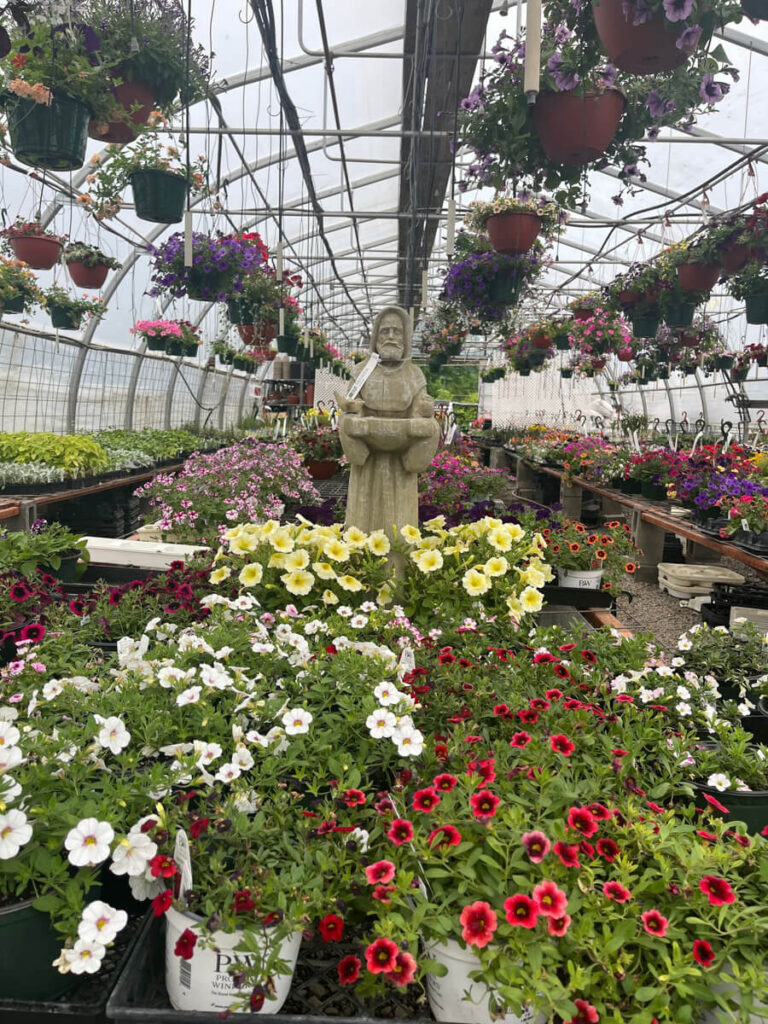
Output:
[378, 344, 403, 363]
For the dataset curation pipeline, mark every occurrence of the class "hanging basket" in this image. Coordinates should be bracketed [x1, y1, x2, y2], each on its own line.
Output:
[531, 332, 551, 350]
[532, 89, 624, 166]
[305, 459, 339, 480]
[8, 234, 63, 270]
[66, 260, 110, 290]
[631, 312, 660, 338]
[720, 241, 755, 274]
[145, 335, 166, 352]
[554, 332, 570, 351]
[277, 334, 298, 356]
[571, 306, 593, 322]
[3, 293, 25, 313]
[560, 368, 573, 378]
[592, 0, 693, 74]
[49, 306, 83, 331]
[130, 169, 187, 224]
[226, 298, 256, 324]
[676, 261, 721, 292]
[166, 339, 184, 356]
[618, 289, 641, 307]
[238, 321, 277, 346]
[187, 269, 228, 301]
[745, 293, 768, 325]
[617, 346, 634, 362]
[742, 0, 768, 18]
[486, 211, 541, 255]
[714, 354, 735, 370]
[488, 270, 521, 306]
[678, 331, 699, 348]
[662, 300, 696, 328]
[5, 93, 91, 171]
[89, 78, 156, 144]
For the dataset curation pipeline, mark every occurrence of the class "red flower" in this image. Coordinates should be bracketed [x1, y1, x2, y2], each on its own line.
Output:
[692, 939, 716, 968]
[530, 698, 551, 711]
[568, 806, 599, 838]
[149, 854, 178, 878]
[611, 748, 629, 756]
[699, 875, 735, 906]
[545, 689, 564, 700]
[702, 792, 730, 814]
[459, 901, 498, 947]
[249, 988, 265, 1012]
[579, 839, 595, 860]
[588, 803, 611, 821]
[761, 825, 768, 838]
[365, 937, 399, 974]
[533, 651, 557, 664]
[503, 894, 539, 929]
[696, 830, 718, 843]
[603, 881, 632, 903]
[386, 950, 418, 987]
[372, 884, 395, 903]
[547, 914, 571, 937]
[387, 818, 414, 845]
[189, 817, 210, 839]
[567, 998, 599, 1024]
[342, 789, 366, 807]
[427, 824, 462, 848]
[493, 703, 510, 716]
[521, 830, 551, 863]
[338, 954, 362, 985]
[365, 860, 395, 885]
[646, 801, 665, 814]
[614, 694, 634, 704]
[596, 838, 620, 863]
[434, 743, 448, 760]
[467, 758, 496, 784]
[550, 734, 575, 757]
[412, 787, 441, 813]
[726, 830, 750, 848]
[174, 928, 197, 960]
[510, 731, 532, 748]
[517, 709, 539, 724]
[152, 889, 173, 916]
[433, 773, 458, 792]
[318, 913, 344, 942]
[580, 650, 598, 664]
[553, 841, 581, 868]
[560, 643, 577, 652]
[438, 650, 455, 665]
[233, 889, 255, 914]
[11, 53, 26, 68]
[470, 789, 500, 820]
[641, 909, 669, 937]
[532, 880, 568, 919]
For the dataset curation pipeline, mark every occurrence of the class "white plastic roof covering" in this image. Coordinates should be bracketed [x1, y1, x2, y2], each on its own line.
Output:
[2, 1, 767, 419]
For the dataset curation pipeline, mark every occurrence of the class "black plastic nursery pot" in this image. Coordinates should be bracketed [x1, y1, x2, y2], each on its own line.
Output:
[166, 340, 184, 356]
[145, 335, 166, 352]
[554, 333, 570, 350]
[130, 169, 187, 225]
[692, 781, 768, 836]
[631, 312, 660, 337]
[742, 0, 768, 16]
[49, 307, 83, 331]
[3, 293, 26, 314]
[662, 301, 696, 328]
[5, 94, 91, 171]
[47, 553, 81, 583]
[640, 480, 667, 500]
[0, 898, 77, 1002]
[745, 293, 768, 325]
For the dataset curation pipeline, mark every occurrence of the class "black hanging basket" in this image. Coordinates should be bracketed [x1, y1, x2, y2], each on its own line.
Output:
[130, 169, 187, 224]
[49, 306, 83, 331]
[5, 93, 91, 170]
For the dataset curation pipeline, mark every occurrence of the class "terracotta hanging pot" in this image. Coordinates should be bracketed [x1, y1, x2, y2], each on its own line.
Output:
[532, 89, 625, 166]
[617, 346, 633, 362]
[237, 321, 277, 346]
[678, 332, 699, 348]
[572, 306, 593, 322]
[618, 289, 641, 307]
[592, 0, 693, 74]
[66, 260, 109, 289]
[486, 211, 541, 255]
[677, 260, 721, 292]
[8, 234, 63, 270]
[531, 332, 551, 350]
[720, 242, 755, 275]
[89, 79, 156, 144]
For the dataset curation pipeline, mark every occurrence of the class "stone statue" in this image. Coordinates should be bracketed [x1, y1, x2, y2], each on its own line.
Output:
[335, 305, 440, 536]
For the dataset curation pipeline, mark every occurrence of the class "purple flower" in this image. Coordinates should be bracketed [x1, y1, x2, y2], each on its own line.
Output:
[676, 23, 702, 49]
[597, 64, 617, 88]
[623, 0, 653, 24]
[699, 74, 727, 105]
[554, 25, 573, 44]
[553, 68, 579, 91]
[663, 0, 694, 20]
[645, 90, 675, 118]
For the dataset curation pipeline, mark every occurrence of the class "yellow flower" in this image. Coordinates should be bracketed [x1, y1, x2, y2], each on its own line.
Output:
[484, 556, 509, 577]
[519, 586, 543, 613]
[415, 549, 444, 573]
[268, 552, 286, 569]
[343, 526, 367, 549]
[229, 533, 258, 555]
[324, 538, 350, 562]
[281, 570, 315, 596]
[210, 566, 231, 584]
[417, 535, 441, 551]
[506, 594, 523, 618]
[284, 549, 310, 571]
[377, 584, 393, 607]
[424, 514, 446, 532]
[259, 519, 279, 537]
[400, 525, 421, 545]
[270, 528, 295, 553]
[479, 516, 503, 530]
[506, 523, 525, 542]
[367, 532, 391, 556]
[312, 562, 337, 581]
[239, 563, 264, 587]
[521, 567, 546, 588]
[487, 528, 512, 552]
[337, 574, 363, 592]
[223, 525, 243, 541]
[463, 568, 490, 596]
[321, 588, 339, 605]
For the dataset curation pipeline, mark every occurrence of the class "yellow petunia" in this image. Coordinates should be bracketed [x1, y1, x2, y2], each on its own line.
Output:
[337, 574, 363, 592]
[506, 523, 525, 542]
[377, 584, 393, 607]
[268, 552, 287, 569]
[210, 566, 232, 584]
[312, 561, 337, 581]
[223, 525, 243, 541]
[506, 594, 523, 618]
[463, 568, 490, 596]
[417, 535, 441, 551]
[229, 533, 258, 555]
[284, 549, 310, 571]
[484, 556, 509, 577]
[281, 570, 315, 596]
[519, 586, 544, 613]
[424, 514, 446, 532]
[416, 549, 444, 573]
[259, 519, 279, 537]
[399, 525, 421, 545]
[270, 528, 295, 553]
[343, 526, 367, 549]
[321, 588, 339, 605]
[521, 567, 546, 588]
[324, 538, 350, 562]
[367, 532, 391, 556]
[487, 528, 512, 552]
[239, 563, 264, 587]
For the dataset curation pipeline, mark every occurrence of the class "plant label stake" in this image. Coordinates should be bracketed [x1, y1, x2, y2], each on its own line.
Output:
[345, 353, 380, 400]
[174, 829, 194, 895]
[183, 211, 193, 267]
[445, 198, 455, 256]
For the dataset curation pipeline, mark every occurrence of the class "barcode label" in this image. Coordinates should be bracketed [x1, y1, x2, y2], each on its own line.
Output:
[179, 959, 192, 990]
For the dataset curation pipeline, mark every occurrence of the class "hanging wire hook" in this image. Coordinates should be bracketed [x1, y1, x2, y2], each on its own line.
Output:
[239, 4, 256, 22]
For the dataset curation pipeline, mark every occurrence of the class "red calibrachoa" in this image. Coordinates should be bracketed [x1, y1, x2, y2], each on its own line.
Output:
[152, 889, 173, 916]
[550, 733, 576, 756]
[692, 939, 716, 968]
[510, 731, 532, 748]
[503, 894, 539, 929]
[459, 901, 498, 947]
[150, 854, 178, 878]
[427, 824, 462, 848]
[532, 880, 568, 918]
[567, 998, 600, 1024]
[699, 875, 735, 906]
[433, 773, 459, 792]
[603, 881, 632, 903]
[342, 789, 366, 807]
[337, 954, 362, 985]
[470, 789, 500, 819]
[567, 806, 599, 838]
[365, 937, 399, 974]
[521, 830, 551, 862]
[386, 951, 418, 987]
[365, 861, 396, 885]
[596, 838, 620, 862]
[641, 909, 668, 937]
[233, 889, 255, 914]
[387, 818, 414, 845]
[318, 913, 344, 942]
[547, 913, 572, 936]
[553, 841, 581, 868]
[412, 787, 441, 813]
[174, 927, 197, 960]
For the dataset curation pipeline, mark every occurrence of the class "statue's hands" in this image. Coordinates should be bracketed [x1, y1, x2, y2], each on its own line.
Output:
[413, 396, 435, 418]
[334, 392, 364, 415]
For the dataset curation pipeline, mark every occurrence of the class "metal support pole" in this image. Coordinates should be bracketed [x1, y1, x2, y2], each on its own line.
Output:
[65, 345, 89, 433]
[192, 365, 208, 429]
[164, 363, 181, 429]
[237, 376, 249, 424]
[123, 351, 144, 431]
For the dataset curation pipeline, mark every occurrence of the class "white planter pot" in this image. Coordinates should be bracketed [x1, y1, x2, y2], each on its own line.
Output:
[557, 568, 604, 590]
[425, 937, 541, 1024]
[165, 905, 301, 1013]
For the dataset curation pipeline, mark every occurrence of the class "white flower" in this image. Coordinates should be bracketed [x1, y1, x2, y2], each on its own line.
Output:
[281, 708, 313, 735]
[194, 742, 222, 768]
[361, 601, 377, 613]
[116, 635, 150, 668]
[0, 706, 18, 722]
[0, 808, 32, 859]
[63, 939, 107, 975]
[350, 615, 368, 629]
[670, 657, 685, 668]
[200, 663, 233, 690]
[610, 675, 628, 693]
[232, 789, 260, 813]
[231, 747, 255, 771]
[366, 709, 397, 739]
[677, 637, 692, 651]
[158, 742, 193, 758]
[655, 666, 674, 677]
[737, 700, 755, 716]
[337, 606, 353, 618]
[374, 682, 402, 707]
[675, 702, 692, 717]
[0, 745, 22, 772]
[675, 685, 691, 700]
[78, 901, 128, 945]
[42, 680, 64, 701]
[176, 686, 202, 707]
[214, 762, 242, 784]
[109, 832, 157, 876]
[707, 773, 731, 792]
[350, 827, 370, 852]
[0, 776, 22, 804]
[157, 666, 194, 687]
[96, 716, 131, 755]
[65, 819, 114, 867]
[0, 721, 20, 748]
[392, 723, 424, 757]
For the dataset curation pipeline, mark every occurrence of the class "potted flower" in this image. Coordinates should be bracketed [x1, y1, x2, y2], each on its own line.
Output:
[568, 293, 602, 322]
[671, 620, 768, 702]
[289, 426, 344, 479]
[505, 330, 553, 376]
[568, 307, 632, 359]
[212, 338, 237, 365]
[0, 257, 43, 314]
[721, 494, 768, 553]
[726, 262, 768, 325]
[2, 220, 67, 270]
[655, 248, 710, 328]
[130, 319, 189, 354]
[464, 194, 566, 255]
[671, 237, 722, 293]
[547, 515, 639, 588]
[61, 243, 121, 290]
[0, 519, 89, 580]
[149, 231, 268, 301]
[441, 250, 543, 321]
[42, 285, 105, 331]
[82, 129, 211, 225]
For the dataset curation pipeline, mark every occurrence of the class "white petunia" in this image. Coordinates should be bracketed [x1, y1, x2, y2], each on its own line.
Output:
[78, 901, 128, 945]
[42, 680, 64, 701]
[0, 776, 22, 804]
[232, 789, 260, 813]
[194, 742, 222, 768]
[675, 702, 692, 717]
[176, 686, 202, 707]
[677, 637, 692, 651]
[199, 663, 233, 690]
[392, 723, 424, 757]
[655, 666, 674, 677]
[96, 716, 131, 755]
[281, 708, 313, 735]
[670, 657, 685, 668]
[0, 721, 20, 748]
[350, 827, 370, 852]
[707, 773, 731, 792]
[0, 745, 22, 772]
[214, 762, 242, 784]
[231, 747, 255, 771]
[65, 819, 114, 867]
[350, 615, 368, 629]
[675, 686, 691, 700]
[109, 831, 157, 876]
[62, 939, 107, 975]
[374, 682, 402, 707]
[0, 808, 32, 859]
[366, 709, 397, 739]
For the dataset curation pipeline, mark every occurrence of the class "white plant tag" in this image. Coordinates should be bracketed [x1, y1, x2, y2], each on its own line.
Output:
[174, 829, 194, 896]
[398, 647, 416, 681]
[345, 353, 380, 400]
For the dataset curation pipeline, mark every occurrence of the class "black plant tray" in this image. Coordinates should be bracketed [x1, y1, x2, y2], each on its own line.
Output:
[108, 915, 434, 1024]
[0, 911, 148, 1024]
[79, 564, 160, 585]
[541, 584, 613, 609]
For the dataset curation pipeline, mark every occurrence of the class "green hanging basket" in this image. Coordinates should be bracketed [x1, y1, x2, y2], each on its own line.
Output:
[227, 298, 258, 324]
[5, 93, 91, 171]
[631, 312, 660, 338]
[145, 335, 166, 352]
[560, 368, 573, 378]
[489, 270, 521, 306]
[662, 301, 696, 328]
[3, 293, 25, 314]
[49, 306, 83, 331]
[745, 293, 768, 325]
[130, 169, 187, 224]
[277, 334, 298, 356]
[554, 333, 570, 351]
[166, 339, 184, 356]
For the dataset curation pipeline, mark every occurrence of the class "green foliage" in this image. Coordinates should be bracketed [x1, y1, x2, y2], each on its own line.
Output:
[0, 433, 108, 476]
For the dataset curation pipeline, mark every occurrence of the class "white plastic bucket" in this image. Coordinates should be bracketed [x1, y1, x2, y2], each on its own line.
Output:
[165, 905, 301, 1013]
[557, 568, 604, 590]
[425, 938, 540, 1024]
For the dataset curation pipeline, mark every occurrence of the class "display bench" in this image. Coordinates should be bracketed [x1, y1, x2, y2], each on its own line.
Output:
[506, 453, 768, 582]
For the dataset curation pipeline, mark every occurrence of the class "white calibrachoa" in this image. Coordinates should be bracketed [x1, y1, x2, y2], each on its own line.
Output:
[281, 708, 313, 735]
[0, 808, 32, 859]
[65, 818, 115, 867]
[77, 901, 128, 945]
[95, 715, 131, 754]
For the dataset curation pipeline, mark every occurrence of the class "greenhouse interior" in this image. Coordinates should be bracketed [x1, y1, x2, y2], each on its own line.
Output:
[2, 0, 768, 1021]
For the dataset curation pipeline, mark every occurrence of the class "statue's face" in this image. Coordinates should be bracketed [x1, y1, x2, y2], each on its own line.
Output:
[377, 314, 405, 361]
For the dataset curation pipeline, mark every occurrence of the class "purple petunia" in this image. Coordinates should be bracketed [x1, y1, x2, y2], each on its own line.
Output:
[645, 90, 675, 118]
[597, 64, 617, 88]
[662, 0, 694, 21]
[699, 74, 728, 105]
[676, 23, 702, 50]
